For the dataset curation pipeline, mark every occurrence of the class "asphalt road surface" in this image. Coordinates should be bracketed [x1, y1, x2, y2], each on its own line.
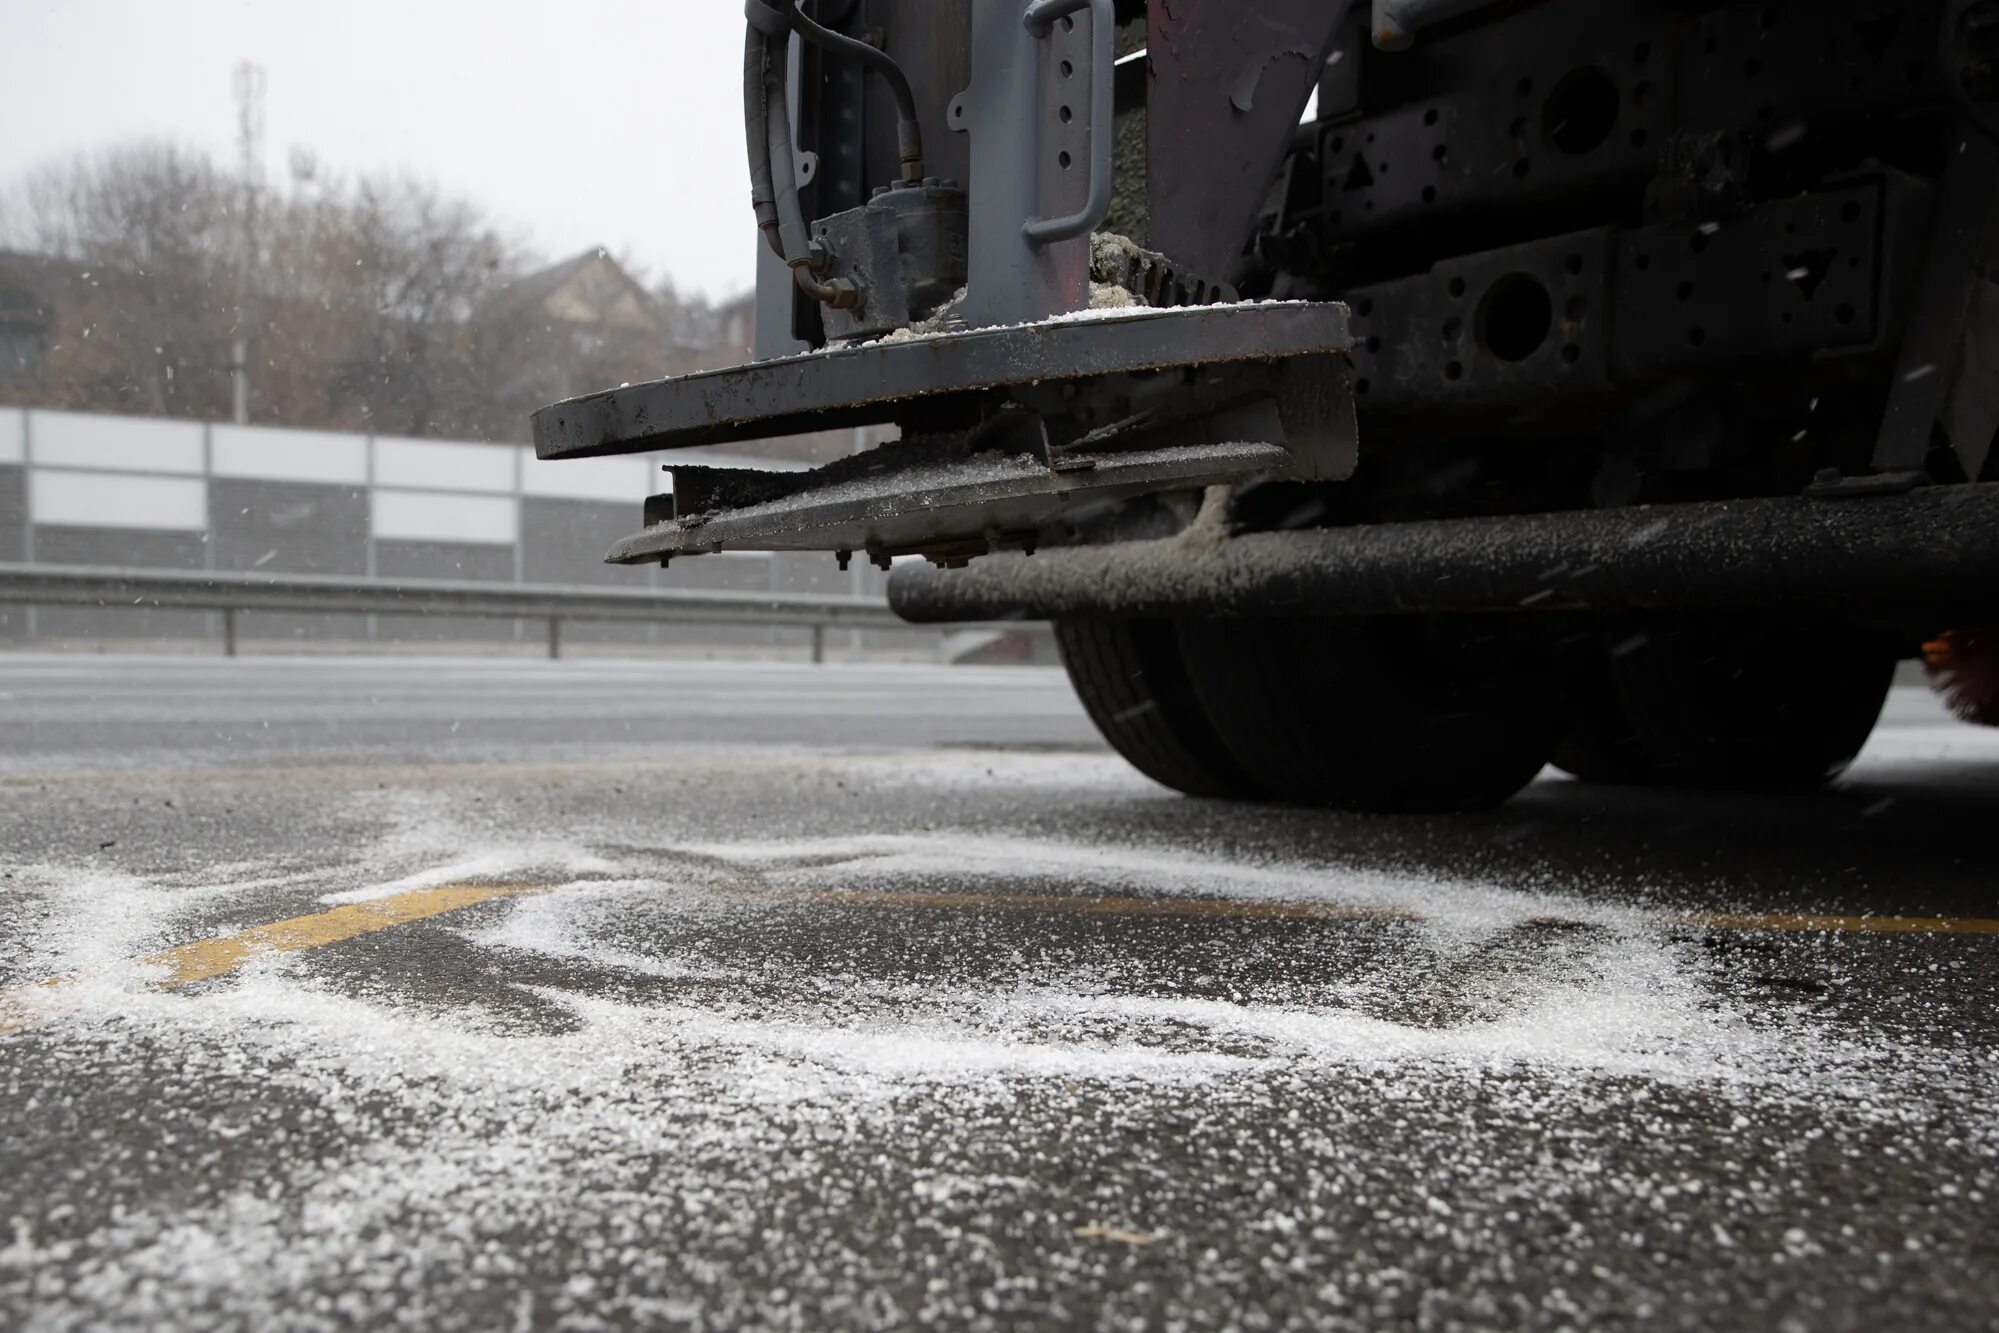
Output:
[2, 653, 1996, 1331]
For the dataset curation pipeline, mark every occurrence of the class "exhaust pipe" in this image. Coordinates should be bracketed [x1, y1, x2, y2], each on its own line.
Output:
[890, 484, 1999, 622]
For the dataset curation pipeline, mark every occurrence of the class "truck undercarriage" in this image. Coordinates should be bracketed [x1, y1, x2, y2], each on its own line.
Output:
[532, 0, 1999, 808]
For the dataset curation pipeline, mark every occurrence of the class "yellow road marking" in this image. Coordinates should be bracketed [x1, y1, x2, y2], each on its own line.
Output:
[138, 883, 537, 986]
[0, 882, 536, 1036]
[5, 878, 1994, 1040]
[1673, 909, 1999, 935]
[793, 888, 1999, 936]
[804, 888, 1420, 925]
[1073, 1224, 1157, 1246]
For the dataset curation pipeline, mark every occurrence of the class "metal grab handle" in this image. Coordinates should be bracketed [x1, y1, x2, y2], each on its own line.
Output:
[1021, 0, 1114, 245]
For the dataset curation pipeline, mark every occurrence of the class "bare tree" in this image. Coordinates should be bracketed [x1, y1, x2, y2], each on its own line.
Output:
[17, 141, 235, 272]
[307, 175, 525, 437]
[3, 141, 532, 436]
[6, 143, 239, 417]
[3, 140, 754, 442]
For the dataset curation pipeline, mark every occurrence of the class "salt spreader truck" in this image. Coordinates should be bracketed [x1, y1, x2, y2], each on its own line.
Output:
[531, 0, 1999, 809]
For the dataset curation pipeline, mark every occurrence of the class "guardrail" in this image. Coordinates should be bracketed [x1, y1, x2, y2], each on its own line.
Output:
[0, 563, 926, 662]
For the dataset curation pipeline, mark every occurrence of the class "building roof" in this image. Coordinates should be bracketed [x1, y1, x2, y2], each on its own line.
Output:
[488, 247, 667, 337]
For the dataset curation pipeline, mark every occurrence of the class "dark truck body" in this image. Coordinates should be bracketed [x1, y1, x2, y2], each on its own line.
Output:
[533, 0, 1999, 807]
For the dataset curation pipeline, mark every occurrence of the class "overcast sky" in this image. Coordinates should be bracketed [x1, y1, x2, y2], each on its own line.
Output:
[0, 0, 759, 301]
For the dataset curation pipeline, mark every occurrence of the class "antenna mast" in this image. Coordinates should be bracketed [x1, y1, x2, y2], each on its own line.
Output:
[230, 60, 266, 425]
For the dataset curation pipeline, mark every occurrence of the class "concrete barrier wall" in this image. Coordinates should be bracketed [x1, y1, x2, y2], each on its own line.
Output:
[0, 407, 906, 656]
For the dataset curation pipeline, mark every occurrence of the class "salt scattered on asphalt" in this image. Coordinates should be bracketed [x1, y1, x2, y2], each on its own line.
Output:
[669, 831, 1616, 942]
[6, 763, 1997, 1329]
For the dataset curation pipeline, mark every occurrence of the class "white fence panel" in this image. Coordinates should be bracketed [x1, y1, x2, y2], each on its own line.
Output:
[373, 436, 516, 493]
[32, 468, 208, 531]
[519, 450, 654, 502]
[372, 489, 519, 544]
[211, 425, 368, 486]
[29, 411, 204, 474]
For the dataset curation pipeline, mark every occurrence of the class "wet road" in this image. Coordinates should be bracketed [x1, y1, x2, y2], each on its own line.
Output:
[2, 654, 1997, 1330]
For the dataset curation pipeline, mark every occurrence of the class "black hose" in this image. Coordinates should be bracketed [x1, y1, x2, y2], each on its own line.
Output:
[763, 33, 811, 266]
[762, 34, 859, 307]
[786, 2, 925, 183]
[744, 0, 866, 309]
[743, 28, 782, 258]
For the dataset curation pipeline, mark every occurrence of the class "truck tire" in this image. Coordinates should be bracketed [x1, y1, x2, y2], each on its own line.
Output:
[1055, 618, 1267, 799]
[1174, 616, 1567, 811]
[1554, 615, 1895, 789]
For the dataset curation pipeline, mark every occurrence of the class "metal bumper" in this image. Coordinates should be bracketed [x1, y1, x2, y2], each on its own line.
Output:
[531, 301, 1352, 460]
[888, 485, 1999, 621]
[531, 302, 1354, 566]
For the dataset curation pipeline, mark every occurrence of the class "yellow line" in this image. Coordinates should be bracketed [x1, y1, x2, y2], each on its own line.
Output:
[804, 888, 1420, 924]
[137, 883, 536, 986]
[1672, 909, 1999, 935]
[6, 880, 1993, 1039]
[1073, 1224, 1157, 1246]
[0, 976, 74, 1035]
[0, 882, 536, 1036]
[794, 888, 1999, 936]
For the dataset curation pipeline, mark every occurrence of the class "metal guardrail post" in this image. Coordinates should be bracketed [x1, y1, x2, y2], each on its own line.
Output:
[0, 564, 1053, 662]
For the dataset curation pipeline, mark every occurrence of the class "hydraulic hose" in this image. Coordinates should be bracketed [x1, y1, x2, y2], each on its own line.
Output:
[763, 31, 858, 307]
[745, 0, 867, 308]
[762, 32, 810, 265]
[743, 27, 782, 258]
[786, 2, 926, 183]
